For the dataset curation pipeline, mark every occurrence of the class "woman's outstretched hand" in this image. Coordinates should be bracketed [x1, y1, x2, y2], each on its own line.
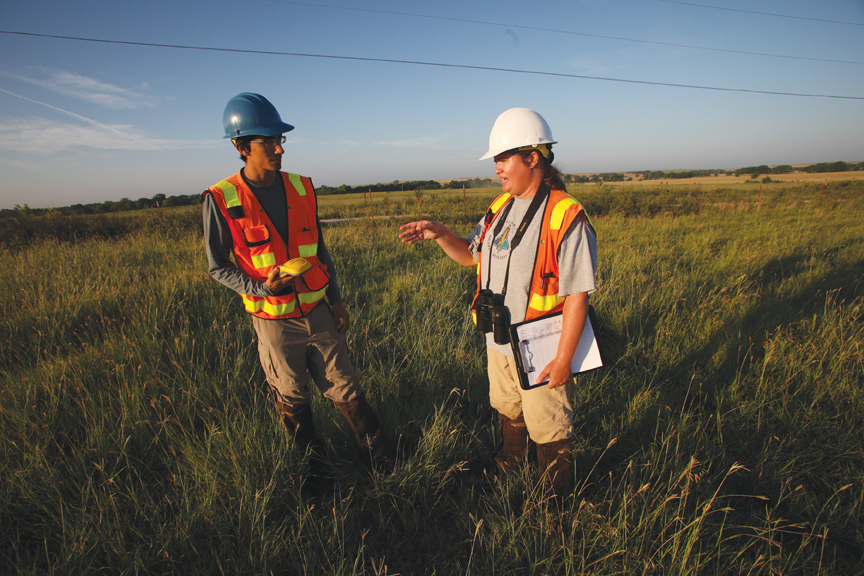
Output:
[399, 220, 441, 244]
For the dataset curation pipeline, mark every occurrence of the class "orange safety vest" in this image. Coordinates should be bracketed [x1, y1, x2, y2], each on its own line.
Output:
[472, 188, 594, 323]
[205, 172, 330, 320]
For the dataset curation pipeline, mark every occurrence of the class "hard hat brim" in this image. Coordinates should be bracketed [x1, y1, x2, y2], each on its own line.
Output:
[223, 122, 294, 139]
[479, 141, 557, 161]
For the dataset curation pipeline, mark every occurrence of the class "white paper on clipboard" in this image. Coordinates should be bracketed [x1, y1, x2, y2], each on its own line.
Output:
[510, 311, 603, 388]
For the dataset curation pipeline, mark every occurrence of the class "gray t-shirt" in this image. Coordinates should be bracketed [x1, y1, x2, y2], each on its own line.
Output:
[203, 170, 343, 302]
[466, 194, 597, 357]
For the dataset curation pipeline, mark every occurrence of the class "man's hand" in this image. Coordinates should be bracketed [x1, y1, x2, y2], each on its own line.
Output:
[265, 268, 297, 294]
[332, 301, 351, 334]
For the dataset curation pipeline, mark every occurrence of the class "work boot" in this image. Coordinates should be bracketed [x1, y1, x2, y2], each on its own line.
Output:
[335, 395, 394, 470]
[277, 402, 328, 485]
[493, 412, 529, 476]
[536, 439, 573, 501]
[278, 402, 318, 449]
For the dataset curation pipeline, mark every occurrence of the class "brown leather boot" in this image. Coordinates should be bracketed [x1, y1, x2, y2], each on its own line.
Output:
[536, 439, 573, 500]
[335, 395, 393, 469]
[493, 412, 529, 476]
[276, 402, 329, 488]
[277, 402, 319, 450]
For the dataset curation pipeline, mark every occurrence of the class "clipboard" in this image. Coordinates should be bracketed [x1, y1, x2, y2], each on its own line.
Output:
[508, 306, 604, 390]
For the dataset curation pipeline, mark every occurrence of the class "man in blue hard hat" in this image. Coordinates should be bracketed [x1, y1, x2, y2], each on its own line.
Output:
[202, 93, 392, 475]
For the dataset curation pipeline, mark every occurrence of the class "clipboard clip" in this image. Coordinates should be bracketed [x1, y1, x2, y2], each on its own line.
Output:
[520, 340, 534, 373]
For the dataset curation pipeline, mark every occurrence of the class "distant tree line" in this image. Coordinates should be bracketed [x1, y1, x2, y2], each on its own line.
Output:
[4, 160, 862, 219]
[316, 178, 501, 195]
[441, 178, 501, 189]
[316, 180, 444, 195]
[799, 161, 864, 173]
[733, 165, 793, 177]
[640, 169, 722, 180]
[0, 193, 202, 219]
[733, 161, 864, 177]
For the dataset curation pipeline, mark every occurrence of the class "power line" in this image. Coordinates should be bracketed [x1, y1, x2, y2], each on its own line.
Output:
[653, 0, 864, 27]
[2, 29, 862, 100]
[264, 0, 864, 66]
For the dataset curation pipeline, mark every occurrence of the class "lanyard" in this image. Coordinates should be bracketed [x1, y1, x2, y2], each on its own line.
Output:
[483, 184, 550, 298]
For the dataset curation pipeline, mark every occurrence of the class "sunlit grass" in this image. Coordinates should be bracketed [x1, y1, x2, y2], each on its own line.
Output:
[1, 182, 862, 574]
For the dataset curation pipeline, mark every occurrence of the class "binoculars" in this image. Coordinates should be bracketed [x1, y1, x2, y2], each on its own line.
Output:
[475, 289, 510, 345]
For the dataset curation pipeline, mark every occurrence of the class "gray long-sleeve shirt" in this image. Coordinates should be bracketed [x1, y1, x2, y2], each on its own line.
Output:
[202, 170, 343, 303]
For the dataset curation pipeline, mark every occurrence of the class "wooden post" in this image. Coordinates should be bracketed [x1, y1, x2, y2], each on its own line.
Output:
[821, 180, 826, 203]
[369, 188, 373, 217]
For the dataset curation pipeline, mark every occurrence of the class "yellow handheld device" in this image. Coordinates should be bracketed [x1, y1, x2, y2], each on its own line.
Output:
[276, 257, 312, 278]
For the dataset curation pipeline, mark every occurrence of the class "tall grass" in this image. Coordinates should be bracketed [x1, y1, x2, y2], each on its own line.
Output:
[1, 182, 862, 574]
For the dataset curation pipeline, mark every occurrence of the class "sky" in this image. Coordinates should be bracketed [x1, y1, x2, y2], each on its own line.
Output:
[1, 0, 863, 210]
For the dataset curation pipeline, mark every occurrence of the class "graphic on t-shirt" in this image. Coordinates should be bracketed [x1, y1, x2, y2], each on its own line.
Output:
[495, 225, 511, 252]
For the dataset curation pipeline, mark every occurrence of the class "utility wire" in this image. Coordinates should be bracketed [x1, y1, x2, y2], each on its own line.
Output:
[2, 30, 862, 100]
[653, 0, 864, 27]
[265, 0, 864, 66]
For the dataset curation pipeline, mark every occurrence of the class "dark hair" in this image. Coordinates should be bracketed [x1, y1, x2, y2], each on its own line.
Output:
[233, 136, 256, 163]
[517, 148, 566, 191]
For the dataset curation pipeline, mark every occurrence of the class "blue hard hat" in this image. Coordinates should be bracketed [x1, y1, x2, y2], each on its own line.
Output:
[222, 93, 294, 139]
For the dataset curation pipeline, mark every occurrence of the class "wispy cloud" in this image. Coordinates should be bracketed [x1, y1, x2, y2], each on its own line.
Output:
[0, 69, 155, 109]
[0, 87, 216, 153]
[0, 86, 169, 152]
[0, 116, 213, 153]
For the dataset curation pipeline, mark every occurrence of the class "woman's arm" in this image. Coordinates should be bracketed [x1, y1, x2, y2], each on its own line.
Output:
[536, 292, 589, 389]
[399, 220, 478, 267]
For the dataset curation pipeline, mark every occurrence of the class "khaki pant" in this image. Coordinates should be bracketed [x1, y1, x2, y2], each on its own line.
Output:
[252, 302, 362, 410]
[486, 348, 574, 444]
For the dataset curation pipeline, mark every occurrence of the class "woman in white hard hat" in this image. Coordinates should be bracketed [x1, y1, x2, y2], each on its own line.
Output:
[399, 108, 597, 499]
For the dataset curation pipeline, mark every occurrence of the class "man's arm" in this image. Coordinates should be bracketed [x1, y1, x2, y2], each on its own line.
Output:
[203, 194, 274, 297]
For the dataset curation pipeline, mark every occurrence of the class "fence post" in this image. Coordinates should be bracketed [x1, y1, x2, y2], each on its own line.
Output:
[369, 188, 373, 217]
[462, 185, 467, 219]
[821, 180, 826, 203]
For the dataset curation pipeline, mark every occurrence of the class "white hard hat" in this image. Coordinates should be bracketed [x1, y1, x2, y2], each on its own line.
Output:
[479, 107, 557, 160]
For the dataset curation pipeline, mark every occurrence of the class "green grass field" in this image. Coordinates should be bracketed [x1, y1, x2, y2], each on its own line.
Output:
[1, 182, 862, 574]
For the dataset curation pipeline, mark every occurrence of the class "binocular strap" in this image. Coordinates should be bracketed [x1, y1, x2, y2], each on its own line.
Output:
[482, 184, 550, 300]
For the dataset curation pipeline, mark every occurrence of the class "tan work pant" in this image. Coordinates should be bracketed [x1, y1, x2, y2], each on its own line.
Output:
[252, 302, 362, 410]
[486, 348, 575, 444]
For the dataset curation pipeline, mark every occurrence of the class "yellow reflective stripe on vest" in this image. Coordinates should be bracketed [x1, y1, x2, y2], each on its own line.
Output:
[490, 193, 512, 214]
[242, 295, 297, 316]
[529, 292, 565, 312]
[288, 173, 307, 197]
[216, 180, 242, 209]
[298, 244, 317, 258]
[241, 288, 327, 317]
[252, 252, 276, 269]
[298, 287, 327, 305]
[550, 198, 577, 231]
